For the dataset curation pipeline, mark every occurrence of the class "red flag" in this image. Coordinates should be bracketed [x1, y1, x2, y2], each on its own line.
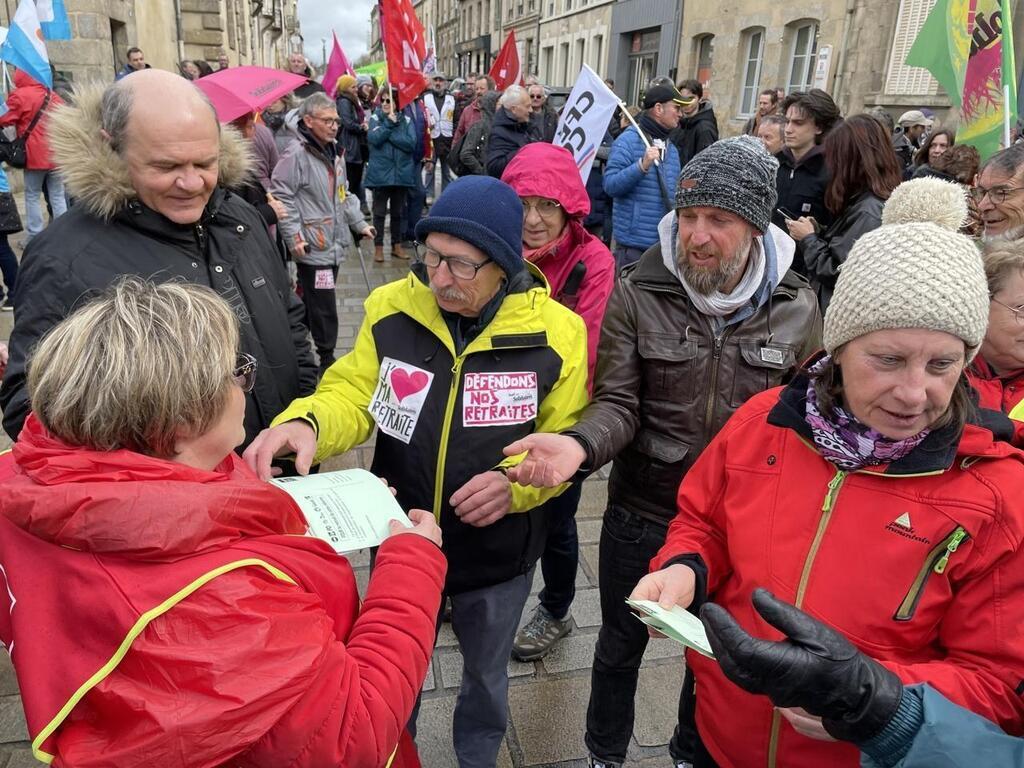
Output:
[379, 0, 428, 109]
[322, 32, 354, 99]
[489, 31, 523, 90]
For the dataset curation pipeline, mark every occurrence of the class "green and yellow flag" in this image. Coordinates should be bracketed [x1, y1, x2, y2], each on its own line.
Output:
[906, 0, 1017, 160]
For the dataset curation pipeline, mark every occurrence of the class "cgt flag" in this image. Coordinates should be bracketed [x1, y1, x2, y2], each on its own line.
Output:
[489, 31, 522, 90]
[553, 64, 619, 183]
[379, 0, 428, 109]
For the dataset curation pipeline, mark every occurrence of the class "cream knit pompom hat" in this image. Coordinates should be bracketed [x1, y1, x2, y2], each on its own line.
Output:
[823, 177, 989, 361]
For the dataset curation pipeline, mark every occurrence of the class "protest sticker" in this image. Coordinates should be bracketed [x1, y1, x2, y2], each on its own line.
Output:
[463, 371, 538, 427]
[314, 269, 336, 290]
[368, 357, 434, 443]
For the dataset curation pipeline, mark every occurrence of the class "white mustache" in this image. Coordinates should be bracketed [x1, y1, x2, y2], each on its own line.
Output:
[433, 286, 468, 302]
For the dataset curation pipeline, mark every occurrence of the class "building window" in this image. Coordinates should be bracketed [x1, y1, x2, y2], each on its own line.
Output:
[787, 21, 818, 92]
[566, 0, 573, 9]
[574, 39, 584, 78]
[739, 28, 764, 116]
[542, 45, 554, 82]
[885, 0, 941, 95]
[508, 4, 513, 18]
[592, 34, 603, 72]
[484, 0, 490, 29]
[694, 33, 714, 93]
[560, 41, 570, 85]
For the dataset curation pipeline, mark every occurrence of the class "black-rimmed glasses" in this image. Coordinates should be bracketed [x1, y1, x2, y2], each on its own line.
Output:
[414, 242, 491, 280]
[970, 185, 1024, 204]
[232, 353, 258, 392]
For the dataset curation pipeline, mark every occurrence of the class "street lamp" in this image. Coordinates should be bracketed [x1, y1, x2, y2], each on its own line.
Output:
[321, 38, 327, 68]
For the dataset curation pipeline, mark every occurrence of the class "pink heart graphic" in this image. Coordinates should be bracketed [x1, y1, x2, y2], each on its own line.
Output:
[390, 368, 429, 403]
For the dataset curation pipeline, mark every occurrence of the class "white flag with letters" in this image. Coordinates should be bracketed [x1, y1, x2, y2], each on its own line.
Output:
[552, 64, 620, 184]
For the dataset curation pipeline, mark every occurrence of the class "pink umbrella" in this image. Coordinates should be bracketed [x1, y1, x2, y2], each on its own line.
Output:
[194, 66, 310, 123]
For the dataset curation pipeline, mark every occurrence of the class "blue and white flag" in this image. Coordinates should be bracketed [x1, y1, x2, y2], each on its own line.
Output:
[35, 0, 71, 41]
[0, 0, 52, 88]
[552, 64, 620, 183]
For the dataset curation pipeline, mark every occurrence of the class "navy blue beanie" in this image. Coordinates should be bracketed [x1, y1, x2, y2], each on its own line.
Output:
[415, 176, 524, 276]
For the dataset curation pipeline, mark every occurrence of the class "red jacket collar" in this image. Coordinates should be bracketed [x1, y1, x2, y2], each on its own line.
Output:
[1, 415, 306, 559]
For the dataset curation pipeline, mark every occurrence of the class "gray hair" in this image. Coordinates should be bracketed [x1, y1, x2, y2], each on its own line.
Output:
[101, 78, 219, 155]
[761, 113, 786, 139]
[499, 85, 528, 108]
[981, 142, 1024, 179]
[27, 277, 241, 458]
[298, 92, 336, 117]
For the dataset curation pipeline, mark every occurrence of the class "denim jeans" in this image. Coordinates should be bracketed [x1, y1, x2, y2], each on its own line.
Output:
[403, 164, 427, 242]
[0, 235, 17, 303]
[584, 504, 693, 764]
[538, 482, 583, 620]
[23, 170, 66, 241]
[423, 150, 452, 199]
[612, 244, 645, 271]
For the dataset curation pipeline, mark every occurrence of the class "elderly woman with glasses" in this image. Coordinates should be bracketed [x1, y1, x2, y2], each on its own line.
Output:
[0, 278, 445, 768]
[365, 87, 418, 263]
[500, 143, 615, 661]
[970, 240, 1024, 444]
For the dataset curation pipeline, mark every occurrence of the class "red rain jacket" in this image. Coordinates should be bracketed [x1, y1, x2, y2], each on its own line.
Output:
[969, 355, 1024, 445]
[0, 69, 63, 170]
[0, 415, 445, 767]
[502, 142, 615, 385]
[653, 384, 1024, 768]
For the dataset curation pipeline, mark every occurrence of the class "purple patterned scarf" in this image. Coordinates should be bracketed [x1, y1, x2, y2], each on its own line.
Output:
[805, 356, 930, 471]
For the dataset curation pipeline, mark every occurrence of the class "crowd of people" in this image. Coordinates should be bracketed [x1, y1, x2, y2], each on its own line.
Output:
[0, 42, 1021, 768]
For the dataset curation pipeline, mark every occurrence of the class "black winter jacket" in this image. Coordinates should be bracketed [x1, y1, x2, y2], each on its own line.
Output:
[797, 192, 884, 312]
[669, 101, 719, 165]
[486, 107, 536, 178]
[336, 93, 365, 163]
[0, 89, 317, 446]
[772, 145, 832, 274]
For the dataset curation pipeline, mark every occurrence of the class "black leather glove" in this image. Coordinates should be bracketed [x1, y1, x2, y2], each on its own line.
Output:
[700, 588, 904, 744]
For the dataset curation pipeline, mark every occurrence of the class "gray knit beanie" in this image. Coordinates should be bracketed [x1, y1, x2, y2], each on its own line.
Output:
[674, 135, 779, 233]
[823, 177, 988, 361]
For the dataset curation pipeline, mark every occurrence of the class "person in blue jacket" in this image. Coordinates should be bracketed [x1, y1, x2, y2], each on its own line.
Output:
[364, 88, 418, 262]
[603, 84, 683, 268]
[700, 588, 1023, 768]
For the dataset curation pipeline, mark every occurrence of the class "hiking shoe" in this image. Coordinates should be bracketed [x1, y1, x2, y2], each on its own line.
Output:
[588, 757, 621, 768]
[511, 605, 571, 661]
[1, 298, 12, 311]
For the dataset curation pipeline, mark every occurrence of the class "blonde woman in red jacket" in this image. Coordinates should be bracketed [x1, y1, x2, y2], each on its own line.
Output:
[631, 180, 1024, 767]
[0, 277, 445, 768]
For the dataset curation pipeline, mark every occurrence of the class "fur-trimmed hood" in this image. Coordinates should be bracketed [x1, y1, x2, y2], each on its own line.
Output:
[48, 82, 253, 221]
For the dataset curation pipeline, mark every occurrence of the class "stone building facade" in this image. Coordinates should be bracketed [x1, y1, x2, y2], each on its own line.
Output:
[676, 0, 1024, 136]
[0, 0, 301, 86]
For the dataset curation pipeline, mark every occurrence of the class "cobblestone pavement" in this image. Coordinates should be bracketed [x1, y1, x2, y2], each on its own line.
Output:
[0, 239, 686, 767]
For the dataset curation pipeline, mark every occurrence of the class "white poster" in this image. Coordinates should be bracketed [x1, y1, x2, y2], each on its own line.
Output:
[553, 64, 621, 183]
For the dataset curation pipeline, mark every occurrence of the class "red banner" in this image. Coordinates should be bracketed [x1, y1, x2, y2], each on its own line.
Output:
[380, 0, 428, 109]
[489, 31, 523, 91]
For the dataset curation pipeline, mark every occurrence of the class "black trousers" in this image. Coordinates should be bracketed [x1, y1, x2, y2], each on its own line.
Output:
[371, 186, 408, 247]
[346, 161, 365, 206]
[296, 262, 339, 371]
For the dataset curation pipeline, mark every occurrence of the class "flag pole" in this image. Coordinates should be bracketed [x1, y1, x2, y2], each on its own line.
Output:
[618, 97, 662, 166]
[1005, 83, 1012, 148]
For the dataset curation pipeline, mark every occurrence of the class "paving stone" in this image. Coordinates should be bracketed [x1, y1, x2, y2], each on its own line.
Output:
[353, 567, 369, 597]
[508, 675, 591, 764]
[642, 636, 685, 663]
[346, 548, 371, 568]
[577, 481, 608, 519]
[633, 664, 686, 748]
[580, 544, 600, 579]
[0, 697, 28, 743]
[435, 622, 458, 648]
[577, 518, 602, 544]
[437, 650, 534, 690]
[422, 658, 435, 692]
[0, 659, 17, 697]
[539, 630, 597, 675]
[0, 748, 39, 768]
[571, 587, 603, 628]
[414, 695, 513, 768]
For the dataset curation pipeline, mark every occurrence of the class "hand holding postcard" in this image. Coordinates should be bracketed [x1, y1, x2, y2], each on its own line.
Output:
[626, 598, 715, 658]
[272, 468, 413, 553]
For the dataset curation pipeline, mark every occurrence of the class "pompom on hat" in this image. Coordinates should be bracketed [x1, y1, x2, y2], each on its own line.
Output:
[823, 177, 988, 361]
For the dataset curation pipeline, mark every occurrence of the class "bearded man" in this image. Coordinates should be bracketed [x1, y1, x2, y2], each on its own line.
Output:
[501, 136, 822, 768]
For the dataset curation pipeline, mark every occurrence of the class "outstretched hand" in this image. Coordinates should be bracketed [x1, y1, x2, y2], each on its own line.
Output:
[700, 589, 904, 744]
[502, 433, 586, 487]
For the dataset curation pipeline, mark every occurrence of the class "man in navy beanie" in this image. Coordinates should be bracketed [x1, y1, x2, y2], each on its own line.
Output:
[246, 175, 590, 767]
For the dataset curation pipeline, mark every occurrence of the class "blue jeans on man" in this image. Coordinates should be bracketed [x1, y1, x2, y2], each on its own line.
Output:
[23, 170, 66, 242]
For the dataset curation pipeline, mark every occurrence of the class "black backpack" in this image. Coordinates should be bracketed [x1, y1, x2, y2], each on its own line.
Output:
[449, 119, 490, 176]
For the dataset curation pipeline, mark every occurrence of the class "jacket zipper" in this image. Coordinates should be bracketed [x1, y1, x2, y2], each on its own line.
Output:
[893, 526, 969, 621]
[767, 469, 846, 768]
[432, 357, 463, 521]
[702, 326, 735, 443]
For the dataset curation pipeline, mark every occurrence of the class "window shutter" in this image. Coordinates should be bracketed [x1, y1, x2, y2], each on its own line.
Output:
[885, 0, 941, 95]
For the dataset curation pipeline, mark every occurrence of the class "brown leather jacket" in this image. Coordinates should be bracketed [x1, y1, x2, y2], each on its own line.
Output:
[568, 243, 822, 526]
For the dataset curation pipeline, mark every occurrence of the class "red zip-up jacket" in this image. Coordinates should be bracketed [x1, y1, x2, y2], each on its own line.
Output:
[969, 355, 1024, 445]
[0, 415, 445, 767]
[653, 383, 1024, 768]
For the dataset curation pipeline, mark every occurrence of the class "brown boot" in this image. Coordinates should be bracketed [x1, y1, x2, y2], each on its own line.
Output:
[392, 242, 409, 260]
[373, 245, 384, 263]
